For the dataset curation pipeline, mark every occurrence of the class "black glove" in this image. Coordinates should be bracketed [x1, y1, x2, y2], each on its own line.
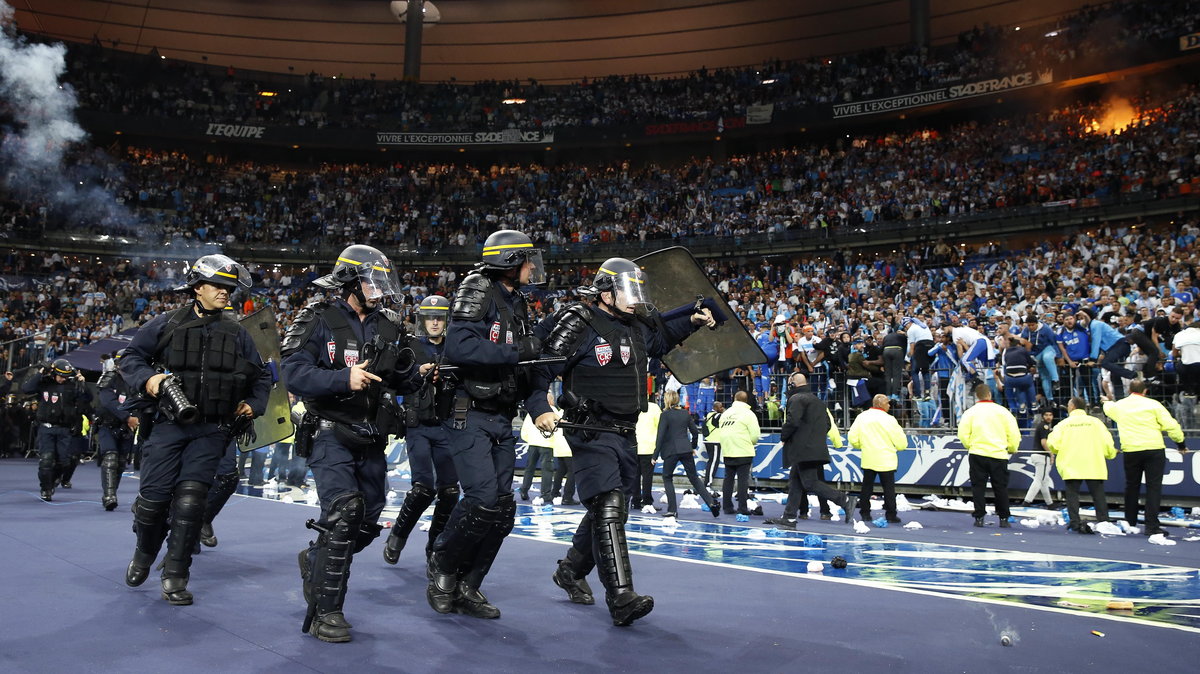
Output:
[1176, 439, 1188, 451]
[518, 335, 542, 361]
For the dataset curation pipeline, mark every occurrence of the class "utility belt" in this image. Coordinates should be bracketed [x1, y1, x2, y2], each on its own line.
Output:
[295, 412, 385, 458]
[448, 392, 515, 430]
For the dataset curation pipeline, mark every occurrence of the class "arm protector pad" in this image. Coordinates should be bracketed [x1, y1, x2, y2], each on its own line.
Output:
[545, 304, 591, 357]
[451, 273, 491, 321]
[281, 302, 324, 356]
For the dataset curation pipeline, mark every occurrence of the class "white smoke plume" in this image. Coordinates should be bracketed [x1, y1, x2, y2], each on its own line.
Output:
[0, 1, 141, 235]
[0, 2, 85, 170]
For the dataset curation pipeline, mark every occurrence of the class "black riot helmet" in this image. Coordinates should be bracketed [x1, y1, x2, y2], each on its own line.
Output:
[176, 254, 253, 291]
[50, 358, 76, 377]
[480, 229, 545, 284]
[415, 295, 451, 338]
[592, 257, 650, 317]
[315, 244, 402, 305]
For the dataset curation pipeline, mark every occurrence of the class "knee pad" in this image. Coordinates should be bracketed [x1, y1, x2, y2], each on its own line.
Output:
[494, 492, 516, 536]
[436, 485, 461, 503]
[407, 481, 437, 507]
[172, 481, 209, 520]
[38, 454, 55, 470]
[461, 503, 501, 539]
[588, 490, 627, 526]
[101, 452, 123, 471]
[133, 495, 171, 526]
[326, 491, 365, 531]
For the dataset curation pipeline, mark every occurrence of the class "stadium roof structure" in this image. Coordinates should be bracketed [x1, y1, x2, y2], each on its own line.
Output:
[11, 0, 1098, 83]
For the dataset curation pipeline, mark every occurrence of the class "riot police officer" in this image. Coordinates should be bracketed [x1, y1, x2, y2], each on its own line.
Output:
[426, 229, 544, 620]
[95, 352, 137, 510]
[119, 254, 271, 606]
[383, 295, 461, 566]
[529, 257, 715, 626]
[22, 358, 91, 501]
[282, 244, 421, 643]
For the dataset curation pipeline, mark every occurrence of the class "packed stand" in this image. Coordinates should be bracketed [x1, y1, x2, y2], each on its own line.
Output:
[40, 0, 1200, 132]
[3, 81, 1198, 255]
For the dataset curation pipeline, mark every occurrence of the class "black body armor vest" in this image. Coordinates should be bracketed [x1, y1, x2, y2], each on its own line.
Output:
[406, 337, 447, 426]
[36, 381, 81, 426]
[159, 307, 255, 421]
[565, 308, 647, 417]
[461, 285, 532, 408]
[305, 304, 401, 425]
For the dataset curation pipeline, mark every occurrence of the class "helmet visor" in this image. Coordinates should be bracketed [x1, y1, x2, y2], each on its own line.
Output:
[195, 256, 252, 290]
[359, 263, 402, 301]
[415, 305, 451, 337]
[525, 249, 546, 286]
[610, 269, 651, 313]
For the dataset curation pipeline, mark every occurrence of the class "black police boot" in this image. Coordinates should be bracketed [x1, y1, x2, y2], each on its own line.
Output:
[427, 503, 497, 615]
[553, 546, 596, 605]
[425, 485, 461, 568]
[38, 455, 57, 500]
[59, 459, 77, 489]
[200, 471, 240, 547]
[454, 494, 515, 619]
[126, 496, 170, 587]
[590, 490, 653, 626]
[100, 452, 122, 511]
[302, 492, 364, 642]
[383, 483, 435, 565]
[454, 581, 501, 619]
[159, 481, 207, 605]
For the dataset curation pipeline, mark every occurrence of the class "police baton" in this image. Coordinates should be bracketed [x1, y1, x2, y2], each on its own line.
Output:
[436, 356, 567, 373]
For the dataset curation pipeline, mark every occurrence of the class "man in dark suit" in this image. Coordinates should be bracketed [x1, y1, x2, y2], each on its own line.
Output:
[766, 373, 857, 529]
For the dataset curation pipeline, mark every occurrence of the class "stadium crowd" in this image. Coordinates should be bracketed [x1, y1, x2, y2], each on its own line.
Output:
[3, 80, 1198, 254]
[48, 0, 1200, 131]
[5, 214, 1200, 436]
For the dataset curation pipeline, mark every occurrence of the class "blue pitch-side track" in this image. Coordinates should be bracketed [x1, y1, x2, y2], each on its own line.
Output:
[251, 482, 1200, 633]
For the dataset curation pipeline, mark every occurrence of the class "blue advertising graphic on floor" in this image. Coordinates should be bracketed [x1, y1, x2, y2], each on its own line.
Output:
[498, 504, 1200, 632]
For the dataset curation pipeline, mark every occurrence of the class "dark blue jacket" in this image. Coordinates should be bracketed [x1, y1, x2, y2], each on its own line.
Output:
[282, 299, 421, 401]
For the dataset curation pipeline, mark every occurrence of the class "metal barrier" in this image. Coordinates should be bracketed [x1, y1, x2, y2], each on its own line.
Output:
[675, 357, 1200, 433]
[2, 331, 50, 374]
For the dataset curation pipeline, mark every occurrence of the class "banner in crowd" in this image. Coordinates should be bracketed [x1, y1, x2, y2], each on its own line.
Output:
[1182, 32, 1200, 52]
[513, 431, 1200, 499]
[831, 70, 1054, 119]
[745, 104, 774, 125]
[375, 130, 555, 146]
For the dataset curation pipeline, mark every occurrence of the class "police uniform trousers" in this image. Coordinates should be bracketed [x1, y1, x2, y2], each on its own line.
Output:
[36, 424, 74, 491]
[563, 428, 636, 554]
[96, 425, 134, 459]
[308, 430, 389, 532]
[436, 409, 515, 539]
[139, 421, 228, 501]
[408, 423, 458, 489]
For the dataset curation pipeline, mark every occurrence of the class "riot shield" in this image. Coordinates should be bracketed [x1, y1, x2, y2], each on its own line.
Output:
[239, 307, 295, 451]
[633, 246, 767, 384]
